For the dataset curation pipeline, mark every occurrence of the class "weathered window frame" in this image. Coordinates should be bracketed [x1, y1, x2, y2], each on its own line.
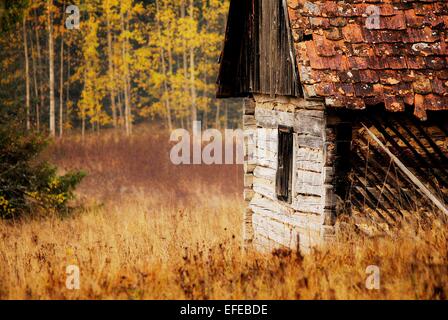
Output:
[276, 125, 294, 204]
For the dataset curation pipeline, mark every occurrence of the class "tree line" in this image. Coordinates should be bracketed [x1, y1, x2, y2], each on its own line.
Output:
[0, 0, 240, 138]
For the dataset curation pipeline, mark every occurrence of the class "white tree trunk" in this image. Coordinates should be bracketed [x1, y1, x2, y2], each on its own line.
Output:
[30, 25, 40, 130]
[34, 11, 43, 132]
[106, 8, 117, 128]
[120, 9, 132, 136]
[23, 15, 31, 130]
[189, 0, 197, 127]
[48, 0, 56, 136]
[59, 39, 64, 137]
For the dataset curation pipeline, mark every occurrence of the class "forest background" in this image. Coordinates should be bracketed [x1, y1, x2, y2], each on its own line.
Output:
[0, 0, 239, 138]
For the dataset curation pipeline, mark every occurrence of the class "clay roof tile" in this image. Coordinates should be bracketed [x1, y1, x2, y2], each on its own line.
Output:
[287, 0, 448, 119]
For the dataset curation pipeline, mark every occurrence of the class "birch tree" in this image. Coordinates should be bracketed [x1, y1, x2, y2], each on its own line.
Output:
[23, 13, 31, 130]
[47, 0, 55, 136]
[0, 0, 231, 134]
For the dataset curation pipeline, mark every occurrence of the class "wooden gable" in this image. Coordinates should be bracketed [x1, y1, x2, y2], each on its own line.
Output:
[217, 0, 301, 98]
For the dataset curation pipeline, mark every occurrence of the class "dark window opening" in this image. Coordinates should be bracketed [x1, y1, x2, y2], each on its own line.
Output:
[276, 126, 294, 203]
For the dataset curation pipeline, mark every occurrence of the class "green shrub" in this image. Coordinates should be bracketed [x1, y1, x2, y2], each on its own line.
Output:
[0, 124, 85, 219]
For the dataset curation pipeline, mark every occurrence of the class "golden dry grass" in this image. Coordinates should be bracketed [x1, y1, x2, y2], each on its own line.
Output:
[0, 126, 447, 300]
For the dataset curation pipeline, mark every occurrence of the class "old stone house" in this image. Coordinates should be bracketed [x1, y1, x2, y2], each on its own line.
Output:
[217, 0, 448, 252]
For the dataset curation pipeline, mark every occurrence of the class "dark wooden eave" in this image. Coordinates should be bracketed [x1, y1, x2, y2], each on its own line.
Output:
[217, 0, 301, 99]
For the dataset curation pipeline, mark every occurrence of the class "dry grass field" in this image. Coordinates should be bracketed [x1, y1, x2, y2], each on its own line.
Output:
[0, 126, 447, 300]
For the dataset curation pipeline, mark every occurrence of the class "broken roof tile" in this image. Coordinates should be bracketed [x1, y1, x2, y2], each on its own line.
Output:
[359, 70, 379, 84]
[404, 9, 425, 27]
[381, 13, 407, 30]
[342, 24, 365, 43]
[384, 96, 405, 112]
[339, 70, 361, 83]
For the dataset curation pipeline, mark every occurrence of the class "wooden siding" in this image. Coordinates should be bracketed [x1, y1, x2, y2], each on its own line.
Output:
[217, 0, 300, 98]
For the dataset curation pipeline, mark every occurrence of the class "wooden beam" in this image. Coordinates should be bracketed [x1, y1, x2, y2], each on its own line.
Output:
[351, 162, 398, 222]
[356, 136, 425, 207]
[370, 117, 441, 193]
[353, 151, 403, 215]
[362, 124, 448, 217]
[353, 139, 417, 210]
[410, 117, 448, 164]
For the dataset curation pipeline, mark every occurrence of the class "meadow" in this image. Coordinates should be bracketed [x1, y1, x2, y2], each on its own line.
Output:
[0, 126, 447, 300]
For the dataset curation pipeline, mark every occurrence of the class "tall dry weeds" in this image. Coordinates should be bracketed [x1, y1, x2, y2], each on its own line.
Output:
[0, 126, 446, 300]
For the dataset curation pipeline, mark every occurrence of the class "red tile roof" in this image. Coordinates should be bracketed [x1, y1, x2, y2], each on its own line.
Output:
[287, 0, 448, 119]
